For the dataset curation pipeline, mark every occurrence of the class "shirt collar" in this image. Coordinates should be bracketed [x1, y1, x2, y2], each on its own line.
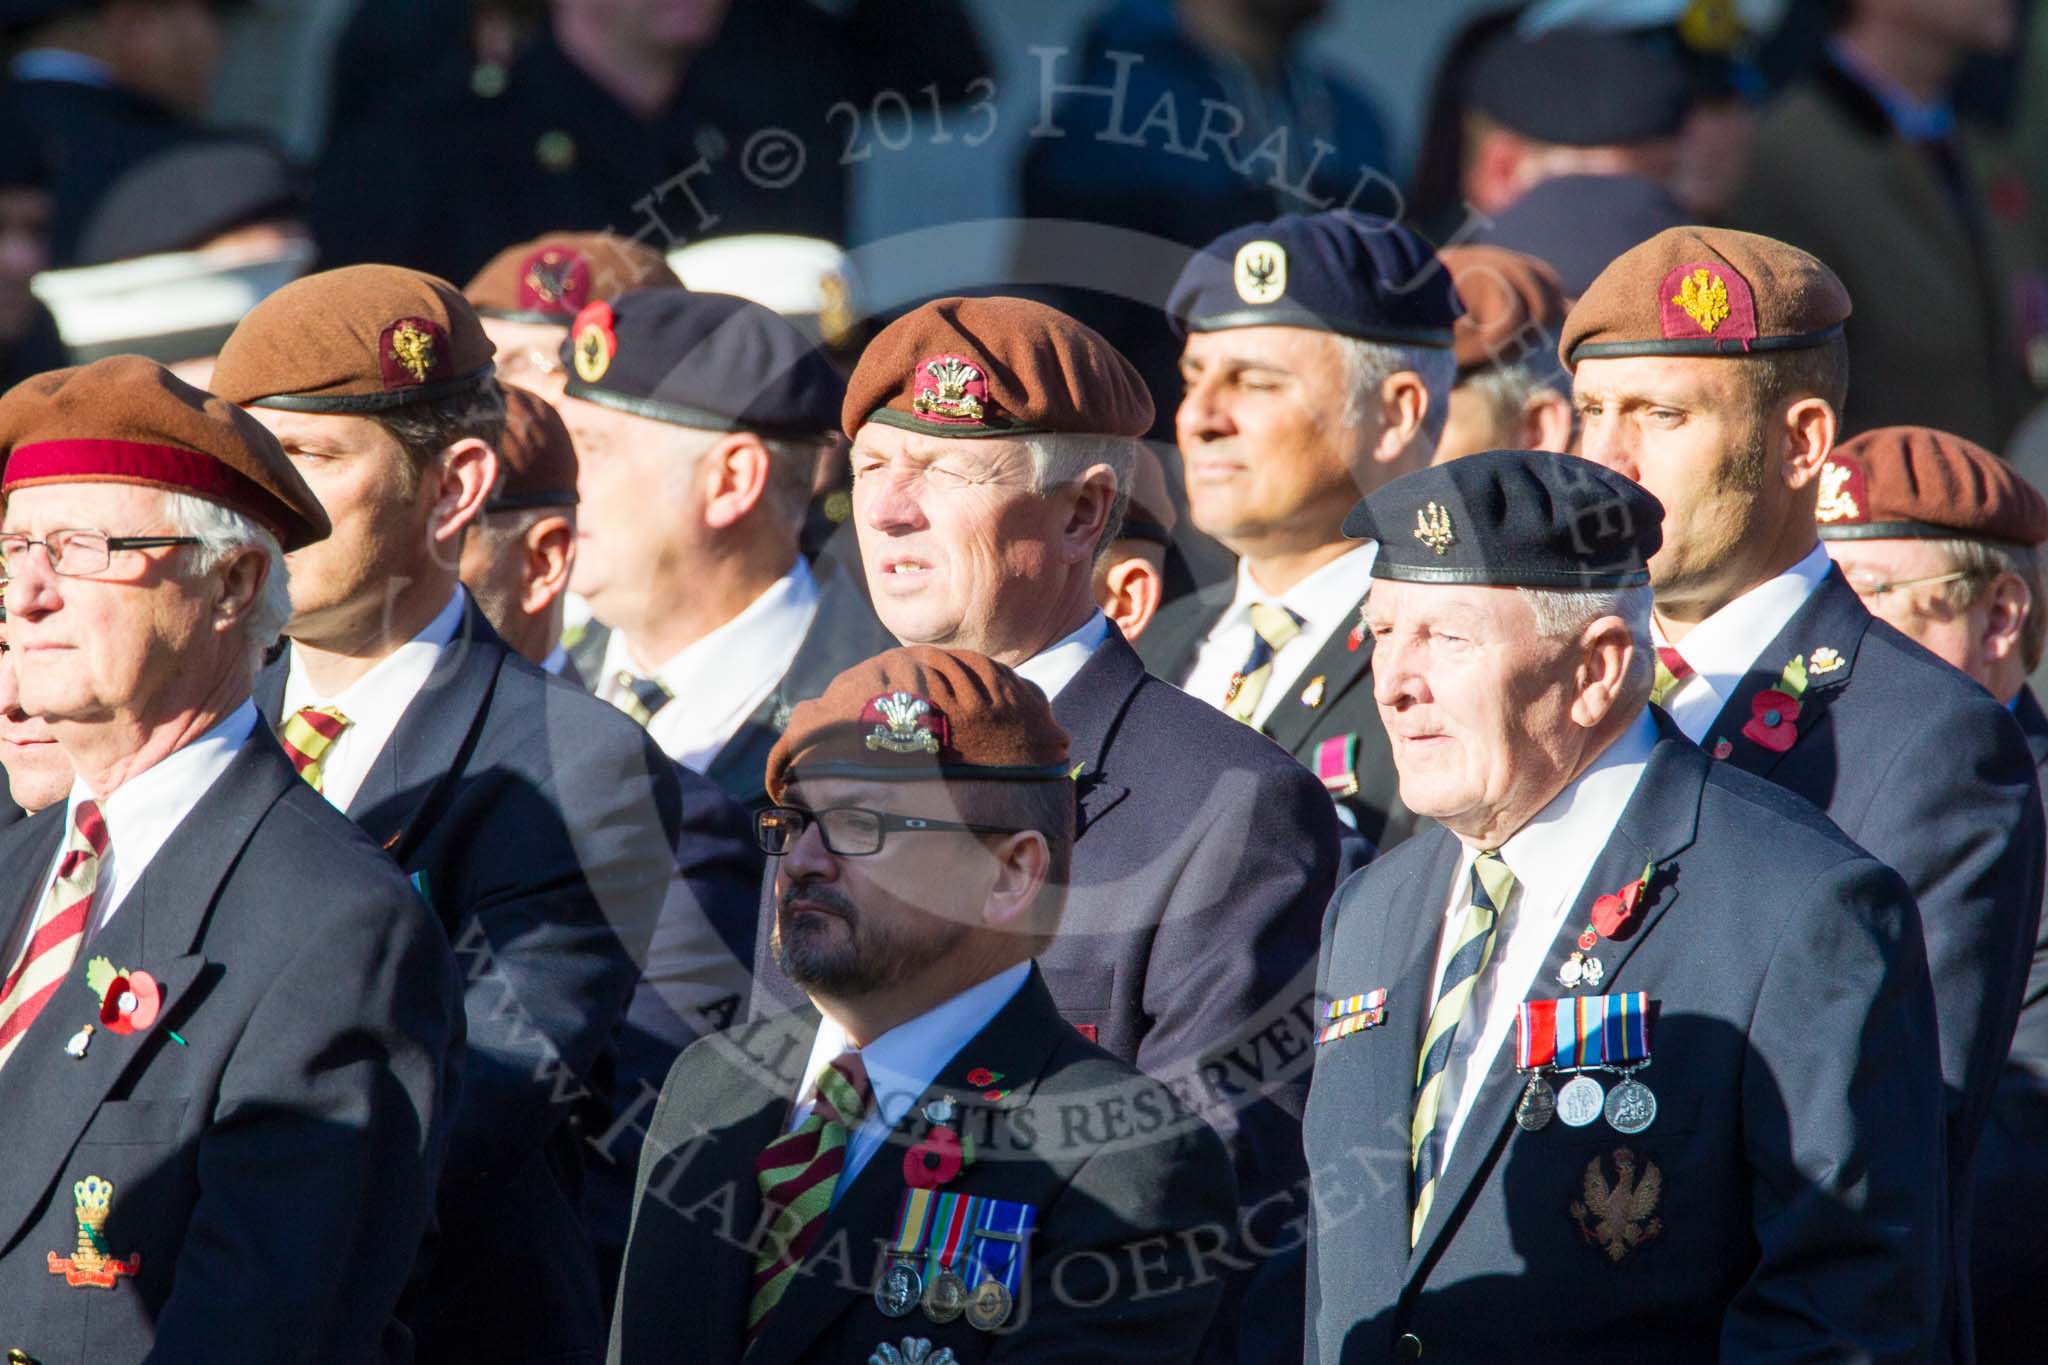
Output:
[1222, 542, 1379, 637]
[1828, 37, 1955, 142]
[68, 697, 259, 875]
[282, 587, 468, 716]
[615, 558, 819, 689]
[1013, 611, 1110, 702]
[806, 960, 1032, 1128]
[1654, 544, 1832, 696]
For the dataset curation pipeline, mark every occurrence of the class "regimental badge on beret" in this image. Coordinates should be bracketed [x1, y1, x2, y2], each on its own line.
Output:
[1233, 239, 1287, 305]
[379, 317, 449, 389]
[520, 246, 592, 316]
[863, 691, 948, 755]
[1662, 264, 1754, 341]
[572, 301, 618, 384]
[1414, 502, 1454, 555]
[1815, 456, 1866, 525]
[911, 355, 989, 424]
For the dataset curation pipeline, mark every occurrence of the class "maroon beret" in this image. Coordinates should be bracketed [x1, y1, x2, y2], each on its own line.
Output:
[1818, 426, 2048, 548]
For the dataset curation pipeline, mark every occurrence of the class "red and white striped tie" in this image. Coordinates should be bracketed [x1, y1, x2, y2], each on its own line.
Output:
[0, 799, 108, 1070]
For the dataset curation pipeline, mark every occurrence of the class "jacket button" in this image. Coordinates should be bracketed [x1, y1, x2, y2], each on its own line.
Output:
[1396, 1334, 1423, 1361]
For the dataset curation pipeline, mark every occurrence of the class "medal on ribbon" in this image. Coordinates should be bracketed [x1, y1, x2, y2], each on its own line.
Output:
[963, 1197, 1034, 1332]
[1514, 993, 1655, 1133]
[877, 1188, 934, 1318]
[920, 1192, 975, 1324]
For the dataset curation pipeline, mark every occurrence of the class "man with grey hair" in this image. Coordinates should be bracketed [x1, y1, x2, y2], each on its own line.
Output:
[555, 287, 895, 807]
[0, 356, 463, 1362]
[1433, 244, 1574, 464]
[1309, 450, 1947, 1360]
[1141, 210, 1461, 848]
[746, 294, 1344, 1365]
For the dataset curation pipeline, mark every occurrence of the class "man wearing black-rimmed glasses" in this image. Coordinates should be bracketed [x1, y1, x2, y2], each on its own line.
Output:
[610, 645, 1235, 1365]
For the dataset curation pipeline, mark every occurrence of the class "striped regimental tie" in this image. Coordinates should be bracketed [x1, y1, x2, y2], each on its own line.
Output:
[1223, 602, 1305, 724]
[0, 800, 108, 1070]
[1650, 646, 1695, 708]
[1410, 849, 1513, 1245]
[609, 670, 674, 729]
[748, 1049, 873, 1344]
[278, 705, 353, 792]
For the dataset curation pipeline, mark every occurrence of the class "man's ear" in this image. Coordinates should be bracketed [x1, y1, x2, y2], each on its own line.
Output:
[1778, 397, 1839, 492]
[1980, 569, 2031, 667]
[211, 543, 269, 633]
[522, 514, 576, 615]
[432, 437, 500, 545]
[981, 830, 1052, 934]
[1570, 614, 1637, 729]
[1097, 549, 1165, 643]
[1369, 372, 1430, 466]
[702, 432, 773, 530]
[1059, 465, 1119, 566]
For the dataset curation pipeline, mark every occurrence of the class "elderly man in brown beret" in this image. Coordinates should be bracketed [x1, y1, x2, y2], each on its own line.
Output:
[465, 230, 681, 402]
[458, 384, 584, 676]
[614, 645, 1235, 1365]
[1432, 245, 1574, 464]
[1813, 425, 2048, 1360]
[211, 263, 707, 1365]
[0, 356, 462, 1363]
[0, 610, 71, 825]
[743, 293, 1343, 1364]
[1567, 225, 2045, 1360]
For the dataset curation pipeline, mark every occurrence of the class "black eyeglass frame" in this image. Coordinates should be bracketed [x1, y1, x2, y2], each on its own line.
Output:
[0, 530, 204, 577]
[755, 803, 1021, 857]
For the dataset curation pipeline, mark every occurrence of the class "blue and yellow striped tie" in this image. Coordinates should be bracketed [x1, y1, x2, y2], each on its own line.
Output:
[1223, 602, 1305, 723]
[1410, 850, 1513, 1244]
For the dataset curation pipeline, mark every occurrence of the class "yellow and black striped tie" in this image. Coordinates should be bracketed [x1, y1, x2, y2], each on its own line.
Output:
[609, 670, 673, 728]
[1410, 850, 1512, 1244]
[1223, 602, 1304, 724]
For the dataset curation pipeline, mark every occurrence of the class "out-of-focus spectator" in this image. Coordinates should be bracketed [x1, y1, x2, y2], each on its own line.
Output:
[74, 137, 303, 265]
[465, 229, 680, 404]
[1094, 440, 1179, 643]
[1016, 0, 1395, 439]
[459, 384, 582, 674]
[313, 0, 990, 285]
[1434, 243, 1573, 462]
[3, 0, 237, 266]
[1464, 25, 1694, 295]
[0, 98, 64, 388]
[1730, 0, 2043, 447]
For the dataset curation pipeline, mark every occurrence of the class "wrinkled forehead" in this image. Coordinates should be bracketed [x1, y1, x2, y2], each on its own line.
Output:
[848, 420, 1030, 472]
[1, 480, 176, 533]
[1363, 576, 1532, 631]
[783, 773, 968, 817]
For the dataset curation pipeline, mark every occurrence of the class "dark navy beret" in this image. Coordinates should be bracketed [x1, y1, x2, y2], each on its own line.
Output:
[1467, 27, 1691, 147]
[561, 287, 844, 438]
[1167, 211, 1461, 348]
[1344, 450, 1663, 589]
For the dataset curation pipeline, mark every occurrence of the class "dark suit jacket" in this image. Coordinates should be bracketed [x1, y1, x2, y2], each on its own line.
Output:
[0, 728, 463, 1363]
[1971, 684, 2048, 1358]
[1306, 720, 1949, 1363]
[610, 965, 1236, 1364]
[751, 628, 1344, 1362]
[258, 603, 686, 1365]
[1137, 579, 1414, 849]
[1698, 565, 2041, 1354]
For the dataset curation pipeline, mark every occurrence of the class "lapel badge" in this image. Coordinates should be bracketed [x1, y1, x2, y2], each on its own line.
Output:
[47, 1176, 140, 1288]
[864, 691, 947, 755]
[63, 1024, 92, 1059]
[1413, 502, 1454, 555]
[922, 1095, 956, 1125]
[1346, 619, 1365, 652]
[911, 354, 989, 424]
[1232, 239, 1287, 304]
[1809, 645, 1844, 675]
[1570, 1147, 1663, 1263]
[85, 957, 159, 1035]
[868, 1339, 957, 1365]
[1299, 675, 1326, 709]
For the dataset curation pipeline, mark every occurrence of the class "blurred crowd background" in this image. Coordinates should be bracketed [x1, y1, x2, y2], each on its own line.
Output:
[2, 0, 2046, 463]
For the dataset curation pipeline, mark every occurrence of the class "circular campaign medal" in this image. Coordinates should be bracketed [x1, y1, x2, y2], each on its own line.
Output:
[922, 1270, 969, 1324]
[875, 1258, 923, 1318]
[1555, 1073, 1605, 1127]
[965, 1277, 1013, 1332]
[1605, 1074, 1658, 1134]
[1515, 1074, 1556, 1131]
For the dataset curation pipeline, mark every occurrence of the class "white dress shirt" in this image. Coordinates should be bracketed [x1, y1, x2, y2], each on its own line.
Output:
[1180, 543, 1378, 726]
[1427, 709, 1660, 1172]
[1652, 543, 1833, 744]
[43, 700, 259, 939]
[280, 588, 468, 811]
[598, 559, 820, 773]
[1012, 611, 1110, 703]
[790, 961, 1032, 1201]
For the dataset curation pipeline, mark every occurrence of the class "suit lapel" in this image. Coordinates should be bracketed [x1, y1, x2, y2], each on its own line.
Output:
[1136, 580, 1233, 684]
[1050, 631, 1143, 836]
[1704, 566, 1867, 779]
[0, 734, 297, 1256]
[2013, 687, 2048, 774]
[565, 620, 610, 696]
[1406, 729, 1707, 1278]
[1262, 607, 1374, 757]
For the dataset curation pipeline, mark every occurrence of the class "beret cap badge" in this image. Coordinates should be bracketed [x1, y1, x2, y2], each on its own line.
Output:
[380, 318, 446, 388]
[1657, 261, 1756, 343]
[520, 245, 591, 313]
[1414, 502, 1455, 555]
[1233, 239, 1287, 305]
[911, 355, 988, 423]
[1670, 268, 1730, 335]
[864, 691, 947, 755]
[1815, 459, 1864, 524]
[572, 301, 617, 383]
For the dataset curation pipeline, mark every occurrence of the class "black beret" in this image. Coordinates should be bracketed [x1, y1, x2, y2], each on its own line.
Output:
[1467, 27, 1691, 147]
[76, 140, 302, 265]
[1344, 449, 1663, 588]
[561, 287, 843, 438]
[1167, 210, 1461, 348]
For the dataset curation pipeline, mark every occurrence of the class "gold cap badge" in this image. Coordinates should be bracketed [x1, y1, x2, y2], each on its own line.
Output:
[1234, 240, 1287, 305]
[1670, 268, 1731, 335]
[1414, 502, 1454, 555]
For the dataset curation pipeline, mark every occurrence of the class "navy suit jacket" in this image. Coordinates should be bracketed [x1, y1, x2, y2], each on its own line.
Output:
[1698, 566, 2042, 1356]
[751, 627, 1344, 1362]
[1306, 719, 1949, 1363]
[1970, 683, 2048, 1357]
[611, 965, 1236, 1365]
[0, 729, 463, 1364]
[258, 603, 686, 1365]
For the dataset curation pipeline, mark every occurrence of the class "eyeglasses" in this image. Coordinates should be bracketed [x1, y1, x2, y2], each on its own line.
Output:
[755, 803, 1020, 857]
[0, 530, 202, 578]
[1844, 568, 1978, 600]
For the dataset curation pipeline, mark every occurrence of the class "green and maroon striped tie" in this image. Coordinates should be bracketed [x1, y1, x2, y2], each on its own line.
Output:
[748, 1049, 872, 1342]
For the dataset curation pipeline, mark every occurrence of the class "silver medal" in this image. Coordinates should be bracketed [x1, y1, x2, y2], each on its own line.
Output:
[1514, 1074, 1556, 1131]
[1555, 1073, 1605, 1127]
[1557, 954, 1584, 989]
[874, 1259, 923, 1319]
[1604, 1077, 1657, 1134]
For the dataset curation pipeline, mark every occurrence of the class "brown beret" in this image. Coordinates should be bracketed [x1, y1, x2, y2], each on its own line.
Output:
[488, 386, 579, 512]
[843, 296, 1153, 441]
[765, 646, 1071, 801]
[464, 232, 682, 324]
[1441, 245, 1568, 374]
[1818, 426, 2048, 548]
[1560, 226, 1850, 367]
[211, 264, 496, 413]
[0, 354, 331, 551]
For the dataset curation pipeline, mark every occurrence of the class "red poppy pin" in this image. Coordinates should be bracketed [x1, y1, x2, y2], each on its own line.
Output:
[1739, 654, 1814, 755]
[965, 1065, 1009, 1101]
[904, 1124, 965, 1190]
[85, 956, 159, 1034]
[1590, 860, 1657, 940]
